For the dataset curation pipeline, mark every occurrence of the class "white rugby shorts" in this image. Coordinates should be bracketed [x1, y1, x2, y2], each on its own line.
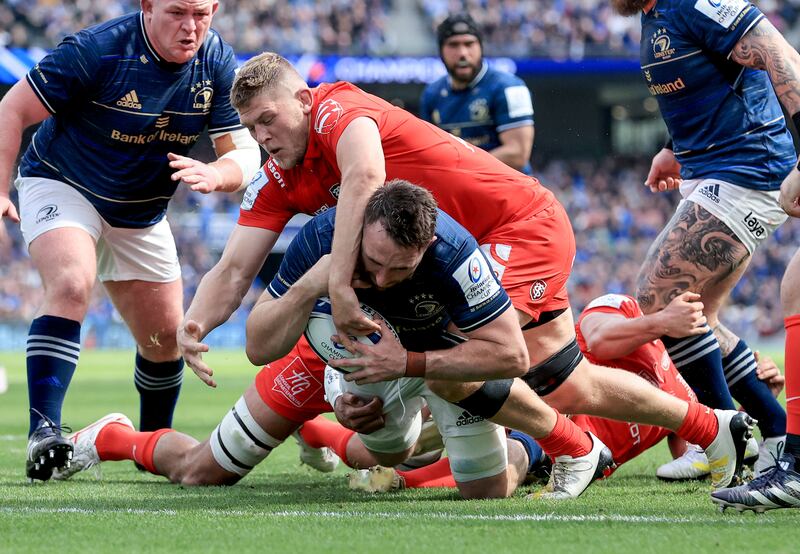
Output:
[324, 367, 507, 482]
[15, 176, 180, 282]
[679, 179, 787, 255]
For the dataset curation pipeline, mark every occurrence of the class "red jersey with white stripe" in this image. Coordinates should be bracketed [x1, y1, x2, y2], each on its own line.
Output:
[238, 81, 553, 241]
[574, 294, 697, 469]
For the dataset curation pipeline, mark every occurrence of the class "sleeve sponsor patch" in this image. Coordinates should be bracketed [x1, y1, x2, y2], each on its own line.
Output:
[453, 248, 502, 308]
[504, 85, 534, 118]
[693, 0, 750, 28]
[240, 168, 268, 210]
[585, 294, 630, 311]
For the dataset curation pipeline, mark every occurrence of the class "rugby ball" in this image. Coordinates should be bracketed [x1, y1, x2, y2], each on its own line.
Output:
[304, 297, 398, 372]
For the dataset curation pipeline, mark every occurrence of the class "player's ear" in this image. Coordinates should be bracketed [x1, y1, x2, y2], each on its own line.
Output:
[298, 88, 314, 114]
[140, 0, 153, 15]
[211, 1, 220, 16]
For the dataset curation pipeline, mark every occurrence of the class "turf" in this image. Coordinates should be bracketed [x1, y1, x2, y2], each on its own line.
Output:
[0, 350, 798, 554]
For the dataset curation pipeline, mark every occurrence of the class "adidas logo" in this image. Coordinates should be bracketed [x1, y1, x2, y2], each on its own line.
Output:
[698, 183, 720, 204]
[116, 90, 142, 110]
[456, 410, 484, 427]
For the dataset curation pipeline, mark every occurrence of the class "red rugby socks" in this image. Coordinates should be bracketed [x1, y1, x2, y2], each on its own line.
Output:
[299, 415, 355, 466]
[676, 402, 719, 449]
[95, 424, 173, 474]
[535, 411, 593, 458]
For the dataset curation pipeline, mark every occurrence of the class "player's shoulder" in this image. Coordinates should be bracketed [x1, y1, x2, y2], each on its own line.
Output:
[78, 12, 139, 52]
[200, 27, 237, 61]
[429, 210, 477, 260]
[485, 66, 525, 88]
[422, 75, 449, 96]
[583, 294, 639, 316]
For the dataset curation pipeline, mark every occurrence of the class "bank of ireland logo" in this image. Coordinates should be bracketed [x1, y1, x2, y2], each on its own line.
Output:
[35, 204, 59, 224]
[529, 279, 547, 301]
[469, 256, 482, 283]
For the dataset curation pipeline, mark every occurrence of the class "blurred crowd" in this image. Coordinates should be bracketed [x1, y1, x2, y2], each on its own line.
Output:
[2, 156, 797, 346]
[3, 0, 799, 59]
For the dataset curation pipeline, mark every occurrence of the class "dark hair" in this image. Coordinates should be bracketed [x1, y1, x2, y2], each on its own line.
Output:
[364, 180, 438, 249]
[436, 12, 483, 49]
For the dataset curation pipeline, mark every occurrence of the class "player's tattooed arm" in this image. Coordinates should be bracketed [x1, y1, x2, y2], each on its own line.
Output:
[731, 18, 800, 116]
[635, 202, 749, 313]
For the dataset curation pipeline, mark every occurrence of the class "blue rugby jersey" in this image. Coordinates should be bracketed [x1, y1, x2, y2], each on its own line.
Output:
[20, 12, 243, 227]
[420, 62, 534, 175]
[268, 207, 512, 353]
[641, 0, 795, 190]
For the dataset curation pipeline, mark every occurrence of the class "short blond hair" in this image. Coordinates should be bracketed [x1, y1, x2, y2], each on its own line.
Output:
[230, 52, 303, 110]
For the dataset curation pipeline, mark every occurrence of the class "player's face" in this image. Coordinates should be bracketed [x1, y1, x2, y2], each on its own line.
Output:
[441, 35, 482, 86]
[142, 0, 218, 64]
[238, 86, 313, 169]
[360, 222, 430, 291]
[609, 0, 650, 16]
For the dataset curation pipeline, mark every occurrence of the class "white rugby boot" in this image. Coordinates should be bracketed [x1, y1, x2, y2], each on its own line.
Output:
[292, 429, 339, 473]
[704, 410, 756, 488]
[532, 432, 614, 500]
[656, 445, 710, 481]
[52, 413, 133, 480]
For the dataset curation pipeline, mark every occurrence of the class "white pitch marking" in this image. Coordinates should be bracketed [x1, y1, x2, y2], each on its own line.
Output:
[0, 507, 775, 524]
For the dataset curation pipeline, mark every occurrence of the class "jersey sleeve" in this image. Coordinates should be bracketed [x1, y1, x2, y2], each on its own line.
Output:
[579, 294, 641, 323]
[492, 75, 535, 132]
[26, 31, 102, 115]
[439, 237, 512, 333]
[207, 34, 244, 134]
[266, 216, 327, 298]
[237, 166, 295, 232]
[419, 84, 435, 123]
[677, 0, 764, 57]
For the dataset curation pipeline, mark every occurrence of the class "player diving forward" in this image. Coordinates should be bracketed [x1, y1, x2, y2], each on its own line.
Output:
[52, 181, 604, 499]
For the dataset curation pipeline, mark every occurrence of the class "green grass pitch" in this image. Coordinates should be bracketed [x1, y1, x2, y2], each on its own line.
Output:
[0, 350, 798, 553]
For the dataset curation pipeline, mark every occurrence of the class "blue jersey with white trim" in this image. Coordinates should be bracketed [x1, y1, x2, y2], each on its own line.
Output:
[641, 0, 795, 190]
[268, 208, 512, 353]
[19, 12, 243, 227]
[420, 63, 534, 175]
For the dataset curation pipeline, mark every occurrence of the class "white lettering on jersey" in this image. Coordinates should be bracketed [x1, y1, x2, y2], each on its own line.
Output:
[693, 0, 749, 28]
[241, 168, 268, 210]
[453, 249, 501, 308]
[585, 294, 629, 311]
[504, 85, 534, 118]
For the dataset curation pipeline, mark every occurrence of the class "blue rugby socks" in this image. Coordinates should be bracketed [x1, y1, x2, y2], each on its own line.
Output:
[723, 339, 786, 439]
[662, 330, 736, 410]
[27, 315, 81, 435]
[134, 353, 184, 431]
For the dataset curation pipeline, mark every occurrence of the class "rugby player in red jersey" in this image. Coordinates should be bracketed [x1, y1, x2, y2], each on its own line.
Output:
[175, 52, 752, 494]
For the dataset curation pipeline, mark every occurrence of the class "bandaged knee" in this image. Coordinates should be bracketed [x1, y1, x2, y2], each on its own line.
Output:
[210, 396, 284, 476]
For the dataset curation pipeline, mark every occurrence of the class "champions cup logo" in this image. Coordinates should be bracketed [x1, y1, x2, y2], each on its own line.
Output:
[193, 87, 213, 110]
[469, 257, 483, 283]
[315, 99, 343, 134]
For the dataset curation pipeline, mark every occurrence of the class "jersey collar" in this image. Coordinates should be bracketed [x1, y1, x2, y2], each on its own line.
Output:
[138, 11, 196, 71]
[448, 61, 489, 91]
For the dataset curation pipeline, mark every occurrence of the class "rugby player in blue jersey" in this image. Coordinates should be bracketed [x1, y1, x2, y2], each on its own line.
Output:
[420, 13, 535, 174]
[610, 0, 794, 484]
[0, 0, 261, 482]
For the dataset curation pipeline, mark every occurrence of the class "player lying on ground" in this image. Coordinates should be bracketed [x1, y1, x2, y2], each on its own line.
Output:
[57, 185, 756, 498]
[339, 293, 782, 493]
[52, 181, 608, 499]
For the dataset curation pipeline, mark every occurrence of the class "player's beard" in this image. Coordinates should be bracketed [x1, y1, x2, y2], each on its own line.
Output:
[448, 58, 481, 87]
[609, 0, 650, 16]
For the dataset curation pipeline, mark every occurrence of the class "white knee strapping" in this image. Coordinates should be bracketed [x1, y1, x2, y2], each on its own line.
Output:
[444, 426, 508, 483]
[210, 396, 283, 476]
